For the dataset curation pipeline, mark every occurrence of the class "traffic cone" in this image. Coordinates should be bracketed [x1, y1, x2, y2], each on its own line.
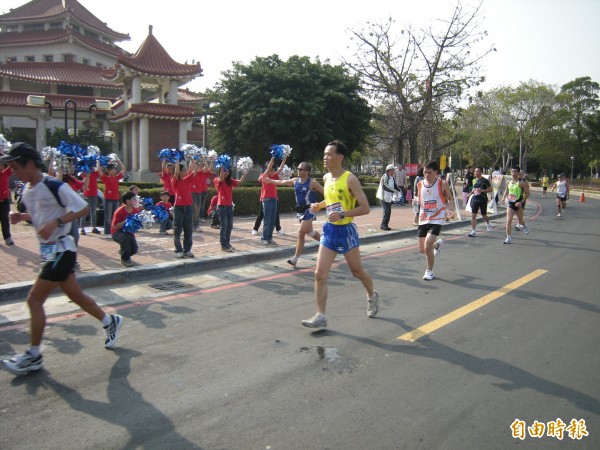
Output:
[579, 191, 586, 202]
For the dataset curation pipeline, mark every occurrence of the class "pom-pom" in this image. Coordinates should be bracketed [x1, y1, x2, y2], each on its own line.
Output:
[42, 146, 58, 160]
[138, 210, 155, 230]
[206, 149, 218, 161]
[236, 157, 254, 174]
[141, 197, 154, 210]
[0, 134, 10, 153]
[75, 154, 97, 174]
[97, 155, 110, 167]
[181, 144, 200, 160]
[280, 164, 293, 180]
[107, 153, 119, 162]
[158, 148, 184, 163]
[87, 145, 100, 156]
[270, 144, 292, 160]
[215, 154, 232, 171]
[152, 204, 169, 223]
[122, 214, 142, 233]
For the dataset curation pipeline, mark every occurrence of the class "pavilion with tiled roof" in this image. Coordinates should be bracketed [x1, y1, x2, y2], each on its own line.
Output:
[0, 0, 205, 180]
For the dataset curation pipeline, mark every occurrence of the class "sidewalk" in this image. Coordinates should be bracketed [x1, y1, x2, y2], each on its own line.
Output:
[0, 202, 481, 301]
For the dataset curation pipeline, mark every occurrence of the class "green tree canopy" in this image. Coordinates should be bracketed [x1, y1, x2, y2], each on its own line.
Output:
[209, 55, 372, 165]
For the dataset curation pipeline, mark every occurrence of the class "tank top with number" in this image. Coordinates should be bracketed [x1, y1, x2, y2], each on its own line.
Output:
[507, 180, 523, 204]
[324, 171, 355, 225]
[417, 178, 446, 225]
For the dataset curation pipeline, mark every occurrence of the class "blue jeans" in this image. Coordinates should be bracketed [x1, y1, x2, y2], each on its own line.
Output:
[192, 192, 205, 227]
[217, 205, 233, 248]
[159, 218, 173, 233]
[380, 199, 392, 227]
[173, 205, 193, 253]
[80, 195, 98, 229]
[261, 198, 277, 241]
[103, 199, 119, 235]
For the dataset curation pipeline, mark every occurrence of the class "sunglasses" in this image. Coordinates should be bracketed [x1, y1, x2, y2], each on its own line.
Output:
[298, 168, 307, 171]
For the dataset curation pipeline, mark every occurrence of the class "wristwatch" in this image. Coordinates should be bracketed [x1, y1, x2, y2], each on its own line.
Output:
[339, 211, 345, 219]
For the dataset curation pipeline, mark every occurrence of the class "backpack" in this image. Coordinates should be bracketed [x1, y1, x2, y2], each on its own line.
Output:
[19, 177, 66, 212]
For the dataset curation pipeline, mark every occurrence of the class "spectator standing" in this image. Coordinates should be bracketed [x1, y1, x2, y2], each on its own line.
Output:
[191, 156, 211, 231]
[80, 166, 101, 235]
[258, 156, 287, 244]
[160, 160, 175, 204]
[376, 164, 401, 230]
[98, 158, 125, 238]
[215, 166, 247, 252]
[394, 164, 407, 205]
[0, 160, 13, 245]
[172, 160, 197, 258]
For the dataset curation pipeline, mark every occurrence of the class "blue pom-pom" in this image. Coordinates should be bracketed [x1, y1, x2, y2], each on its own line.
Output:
[152, 204, 169, 222]
[75, 154, 97, 174]
[270, 144, 284, 160]
[97, 155, 110, 167]
[122, 214, 142, 233]
[141, 197, 154, 210]
[215, 154, 232, 170]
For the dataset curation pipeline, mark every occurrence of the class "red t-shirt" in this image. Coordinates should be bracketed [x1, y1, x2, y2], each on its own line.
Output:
[172, 173, 195, 206]
[100, 172, 124, 201]
[214, 177, 239, 206]
[259, 173, 279, 200]
[110, 205, 140, 235]
[207, 195, 218, 215]
[0, 166, 13, 201]
[83, 171, 99, 197]
[191, 171, 209, 193]
[66, 175, 84, 192]
[160, 170, 175, 195]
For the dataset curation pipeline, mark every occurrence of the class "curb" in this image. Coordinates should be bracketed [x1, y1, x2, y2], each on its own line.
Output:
[0, 215, 497, 303]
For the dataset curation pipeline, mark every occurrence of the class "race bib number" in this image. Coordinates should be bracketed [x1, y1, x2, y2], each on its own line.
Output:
[40, 242, 58, 262]
[508, 194, 517, 202]
[423, 200, 438, 212]
[473, 188, 481, 195]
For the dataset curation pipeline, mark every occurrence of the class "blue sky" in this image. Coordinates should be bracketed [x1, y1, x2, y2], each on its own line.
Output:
[3, 0, 599, 93]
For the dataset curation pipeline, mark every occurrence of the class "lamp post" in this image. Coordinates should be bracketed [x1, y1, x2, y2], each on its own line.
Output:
[517, 118, 526, 169]
[570, 155, 575, 186]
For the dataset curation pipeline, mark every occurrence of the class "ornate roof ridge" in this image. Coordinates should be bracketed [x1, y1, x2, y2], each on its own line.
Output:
[0, 61, 122, 88]
[0, 0, 130, 41]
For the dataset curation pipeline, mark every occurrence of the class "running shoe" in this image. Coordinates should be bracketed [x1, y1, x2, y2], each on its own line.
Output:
[434, 239, 444, 256]
[302, 314, 327, 328]
[503, 236, 512, 244]
[287, 258, 297, 267]
[104, 314, 123, 349]
[5, 237, 14, 245]
[557, 213, 561, 217]
[175, 252, 184, 258]
[468, 230, 477, 237]
[121, 259, 134, 267]
[2, 351, 43, 374]
[523, 225, 529, 234]
[486, 223, 493, 232]
[221, 246, 234, 252]
[91, 228, 101, 234]
[277, 229, 284, 235]
[251, 229, 258, 235]
[184, 251, 195, 258]
[514, 225, 521, 231]
[423, 269, 435, 281]
[80, 228, 86, 235]
[367, 291, 379, 318]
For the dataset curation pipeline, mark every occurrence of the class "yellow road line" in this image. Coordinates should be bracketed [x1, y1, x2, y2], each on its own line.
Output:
[398, 269, 548, 342]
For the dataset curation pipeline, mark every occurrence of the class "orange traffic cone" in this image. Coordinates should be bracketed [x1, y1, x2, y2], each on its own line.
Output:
[579, 191, 586, 202]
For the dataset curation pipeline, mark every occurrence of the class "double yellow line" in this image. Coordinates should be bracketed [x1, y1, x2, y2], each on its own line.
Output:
[398, 269, 548, 342]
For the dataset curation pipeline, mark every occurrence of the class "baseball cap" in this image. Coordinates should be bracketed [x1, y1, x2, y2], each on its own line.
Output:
[386, 164, 395, 171]
[0, 142, 41, 162]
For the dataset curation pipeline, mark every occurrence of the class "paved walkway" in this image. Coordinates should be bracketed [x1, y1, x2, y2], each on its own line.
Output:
[1, 202, 435, 299]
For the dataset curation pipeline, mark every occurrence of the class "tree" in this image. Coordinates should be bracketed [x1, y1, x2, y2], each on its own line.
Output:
[345, 1, 494, 164]
[209, 55, 372, 164]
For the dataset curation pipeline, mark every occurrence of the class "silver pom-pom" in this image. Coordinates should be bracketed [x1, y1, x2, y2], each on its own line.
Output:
[281, 164, 293, 180]
[42, 146, 58, 160]
[282, 145, 292, 157]
[0, 134, 11, 152]
[236, 157, 254, 174]
[108, 153, 119, 162]
[87, 145, 100, 156]
[206, 149, 218, 161]
[139, 210, 155, 230]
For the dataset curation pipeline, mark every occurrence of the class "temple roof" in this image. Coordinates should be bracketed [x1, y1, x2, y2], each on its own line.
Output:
[102, 26, 202, 81]
[0, 89, 114, 109]
[178, 88, 205, 105]
[110, 102, 196, 123]
[0, 62, 121, 88]
[0, 0, 130, 41]
[0, 28, 125, 58]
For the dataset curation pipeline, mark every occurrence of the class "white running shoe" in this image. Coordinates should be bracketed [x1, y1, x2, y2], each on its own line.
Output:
[2, 351, 43, 374]
[557, 213, 561, 217]
[302, 314, 327, 328]
[104, 314, 123, 349]
[503, 236, 512, 244]
[434, 239, 443, 256]
[523, 225, 529, 234]
[423, 269, 435, 281]
[468, 230, 477, 237]
[486, 223, 493, 232]
[251, 229, 258, 235]
[367, 291, 379, 318]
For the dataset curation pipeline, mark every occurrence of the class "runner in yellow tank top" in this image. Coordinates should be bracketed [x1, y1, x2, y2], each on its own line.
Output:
[302, 140, 379, 329]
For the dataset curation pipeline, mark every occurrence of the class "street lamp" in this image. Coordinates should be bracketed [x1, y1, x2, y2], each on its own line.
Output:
[517, 118, 526, 169]
[571, 155, 575, 185]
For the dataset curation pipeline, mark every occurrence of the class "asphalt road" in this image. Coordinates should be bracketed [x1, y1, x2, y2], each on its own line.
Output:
[1, 198, 598, 449]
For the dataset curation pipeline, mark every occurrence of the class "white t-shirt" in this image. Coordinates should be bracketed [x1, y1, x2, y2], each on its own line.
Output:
[23, 174, 87, 252]
[556, 180, 567, 197]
